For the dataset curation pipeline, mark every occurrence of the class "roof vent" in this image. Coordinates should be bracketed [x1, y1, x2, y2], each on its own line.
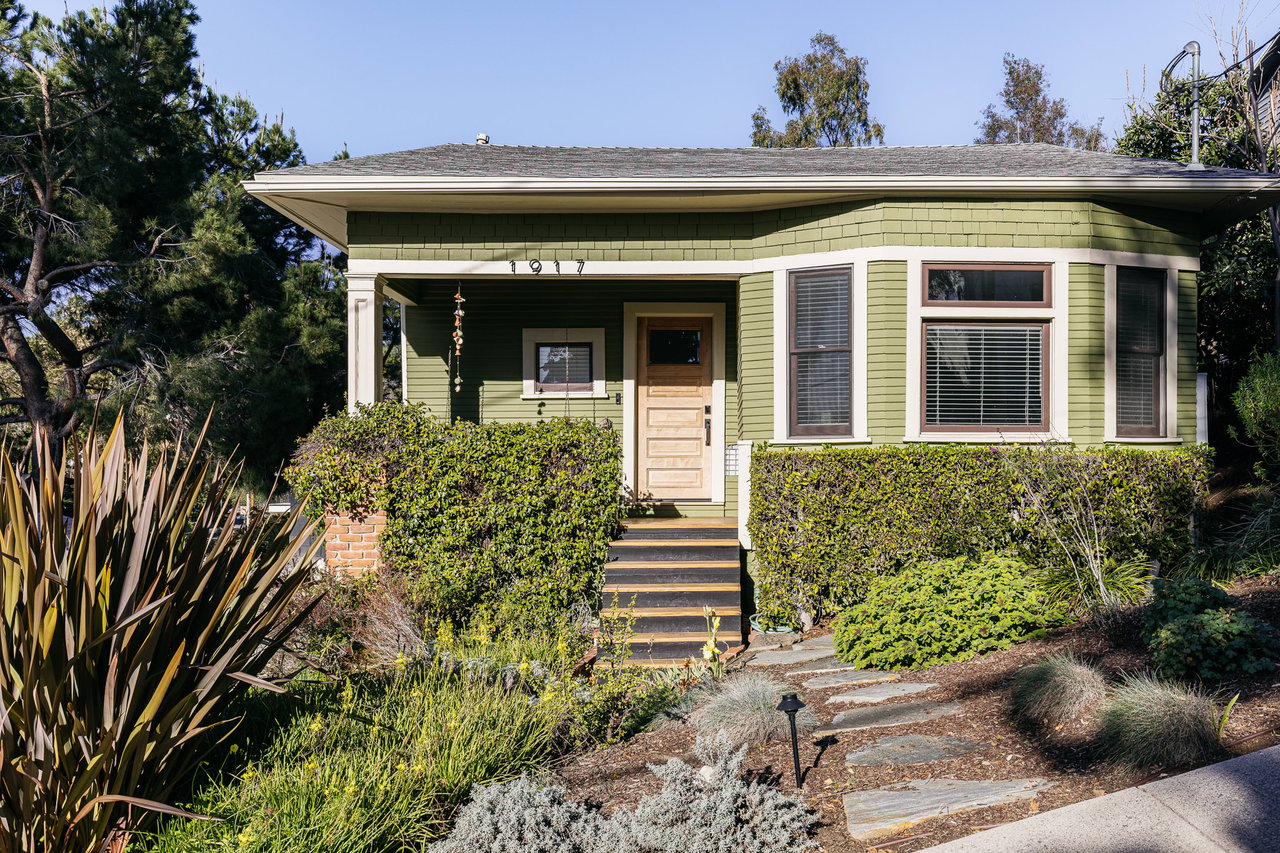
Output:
[476, 133, 490, 145]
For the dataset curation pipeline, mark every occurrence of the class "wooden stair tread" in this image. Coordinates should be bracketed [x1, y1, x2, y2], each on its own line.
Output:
[624, 632, 721, 642]
[608, 560, 740, 570]
[622, 518, 738, 528]
[610, 539, 739, 547]
[601, 606, 742, 618]
[604, 582, 740, 592]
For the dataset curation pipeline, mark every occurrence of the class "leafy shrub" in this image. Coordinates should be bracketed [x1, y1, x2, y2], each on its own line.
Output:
[433, 733, 817, 853]
[140, 665, 558, 852]
[1233, 352, 1280, 479]
[288, 403, 622, 631]
[691, 674, 818, 746]
[748, 444, 1207, 628]
[1140, 577, 1237, 641]
[833, 554, 1064, 670]
[1010, 653, 1107, 728]
[1096, 674, 1222, 769]
[1149, 609, 1280, 681]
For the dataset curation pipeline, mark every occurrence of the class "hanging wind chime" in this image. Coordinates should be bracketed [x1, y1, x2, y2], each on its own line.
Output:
[451, 285, 465, 393]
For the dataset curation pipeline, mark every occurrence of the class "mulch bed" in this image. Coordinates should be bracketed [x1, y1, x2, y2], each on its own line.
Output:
[555, 577, 1280, 852]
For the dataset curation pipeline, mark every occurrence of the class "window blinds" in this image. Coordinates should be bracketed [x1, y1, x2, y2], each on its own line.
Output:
[791, 269, 851, 432]
[1116, 268, 1165, 433]
[924, 325, 1044, 427]
[537, 343, 592, 386]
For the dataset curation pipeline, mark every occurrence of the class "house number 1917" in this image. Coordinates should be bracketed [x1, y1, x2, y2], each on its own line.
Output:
[510, 259, 586, 274]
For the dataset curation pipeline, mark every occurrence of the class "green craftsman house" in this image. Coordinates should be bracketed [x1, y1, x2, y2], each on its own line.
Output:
[247, 141, 1280, 658]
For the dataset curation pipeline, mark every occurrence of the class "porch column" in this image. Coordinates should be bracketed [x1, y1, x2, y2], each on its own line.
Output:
[347, 272, 384, 411]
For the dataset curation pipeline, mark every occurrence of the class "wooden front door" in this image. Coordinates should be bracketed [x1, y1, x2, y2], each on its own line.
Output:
[637, 316, 713, 501]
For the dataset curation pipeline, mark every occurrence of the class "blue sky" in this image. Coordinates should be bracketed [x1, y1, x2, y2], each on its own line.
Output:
[23, 0, 1280, 162]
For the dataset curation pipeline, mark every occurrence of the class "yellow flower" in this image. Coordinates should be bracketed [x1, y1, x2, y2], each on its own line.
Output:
[344, 784, 357, 796]
[304, 759, 320, 773]
[396, 762, 407, 772]
[411, 763, 426, 773]
[308, 718, 323, 733]
[237, 829, 257, 847]
[229, 743, 239, 755]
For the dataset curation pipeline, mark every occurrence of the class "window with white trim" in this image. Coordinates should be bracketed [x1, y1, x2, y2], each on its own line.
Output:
[1115, 267, 1166, 437]
[789, 267, 852, 436]
[521, 328, 606, 398]
[920, 264, 1051, 433]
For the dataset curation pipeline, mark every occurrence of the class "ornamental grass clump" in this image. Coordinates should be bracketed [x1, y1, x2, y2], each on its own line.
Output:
[0, 418, 320, 853]
[1096, 674, 1222, 770]
[691, 674, 817, 746]
[1010, 652, 1107, 729]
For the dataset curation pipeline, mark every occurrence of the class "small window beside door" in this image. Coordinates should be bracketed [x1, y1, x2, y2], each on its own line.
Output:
[647, 329, 702, 364]
[521, 328, 606, 398]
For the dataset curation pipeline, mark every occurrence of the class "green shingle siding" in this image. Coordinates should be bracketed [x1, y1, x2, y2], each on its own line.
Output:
[348, 200, 1199, 262]
[1067, 263, 1106, 445]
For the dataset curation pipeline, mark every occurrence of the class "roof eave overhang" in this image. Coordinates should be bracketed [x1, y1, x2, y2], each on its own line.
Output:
[243, 173, 1280, 252]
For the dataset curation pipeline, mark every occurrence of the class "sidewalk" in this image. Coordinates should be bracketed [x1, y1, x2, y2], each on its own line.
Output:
[924, 745, 1280, 853]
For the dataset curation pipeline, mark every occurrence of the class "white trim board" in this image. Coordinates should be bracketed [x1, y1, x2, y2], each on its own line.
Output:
[349, 246, 1201, 279]
[622, 302, 727, 505]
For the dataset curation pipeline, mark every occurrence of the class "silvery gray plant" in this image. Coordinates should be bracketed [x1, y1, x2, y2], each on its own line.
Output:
[432, 732, 817, 853]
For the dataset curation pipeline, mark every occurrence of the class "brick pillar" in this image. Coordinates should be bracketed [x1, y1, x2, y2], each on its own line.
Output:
[323, 511, 386, 575]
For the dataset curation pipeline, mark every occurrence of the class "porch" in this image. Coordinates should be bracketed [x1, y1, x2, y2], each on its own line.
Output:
[346, 274, 742, 520]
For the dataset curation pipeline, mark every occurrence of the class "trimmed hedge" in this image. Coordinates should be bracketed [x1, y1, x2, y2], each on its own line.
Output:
[288, 403, 622, 630]
[748, 444, 1208, 629]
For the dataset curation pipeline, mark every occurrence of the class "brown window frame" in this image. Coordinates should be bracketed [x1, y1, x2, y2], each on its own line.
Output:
[789, 266, 853, 437]
[922, 263, 1053, 308]
[533, 341, 594, 394]
[920, 320, 1050, 433]
[1115, 267, 1167, 439]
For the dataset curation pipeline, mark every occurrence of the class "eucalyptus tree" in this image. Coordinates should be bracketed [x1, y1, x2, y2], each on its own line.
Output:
[976, 54, 1106, 150]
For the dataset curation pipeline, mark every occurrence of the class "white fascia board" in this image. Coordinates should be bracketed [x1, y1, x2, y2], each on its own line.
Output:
[244, 173, 1280, 195]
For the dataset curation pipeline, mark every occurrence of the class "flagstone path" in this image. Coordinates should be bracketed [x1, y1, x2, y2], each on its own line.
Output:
[743, 633, 1051, 845]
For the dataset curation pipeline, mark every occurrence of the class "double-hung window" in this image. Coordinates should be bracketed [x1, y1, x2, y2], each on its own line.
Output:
[789, 267, 852, 436]
[521, 328, 606, 398]
[921, 264, 1051, 433]
[1115, 267, 1166, 437]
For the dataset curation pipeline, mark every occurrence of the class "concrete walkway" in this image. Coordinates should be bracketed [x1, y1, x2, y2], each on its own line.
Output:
[923, 745, 1280, 853]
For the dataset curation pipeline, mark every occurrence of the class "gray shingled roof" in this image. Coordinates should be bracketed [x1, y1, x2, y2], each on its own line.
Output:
[266, 142, 1265, 180]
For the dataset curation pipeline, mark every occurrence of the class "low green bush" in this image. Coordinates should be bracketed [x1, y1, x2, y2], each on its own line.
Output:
[1009, 652, 1107, 728]
[1149, 608, 1280, 681]
[832, 554, 1065, 670]
[288, 404, 622, 631]
[1140, 577, 1237, 642]
[749, 444, 1207, 628]
[1096, 674, 1222, 770]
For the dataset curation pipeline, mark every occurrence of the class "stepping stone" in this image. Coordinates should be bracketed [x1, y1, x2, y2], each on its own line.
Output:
[793, 634, 834, 650]
[812, 701, 964, 739]
[747, 647, 834, 667]
[802, 669, 900, 690]
[842, 777, 1053, 841]
[845, 734, 982, 767]
[791, 655, 858, 675]
[827, 682, 936, 705]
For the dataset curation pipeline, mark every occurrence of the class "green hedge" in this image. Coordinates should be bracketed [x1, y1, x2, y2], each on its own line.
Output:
[288, 404, 622, 631]
[748, 444, 1209, 628]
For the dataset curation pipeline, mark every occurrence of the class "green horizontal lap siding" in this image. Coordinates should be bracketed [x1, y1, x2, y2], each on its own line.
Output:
[737, 272, 774, 441]
[1177, 270, 1198, 442]
[347, 201, 1199, 262]
[867, 261, 907, 443]
[1067, 264, 1106, 445]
